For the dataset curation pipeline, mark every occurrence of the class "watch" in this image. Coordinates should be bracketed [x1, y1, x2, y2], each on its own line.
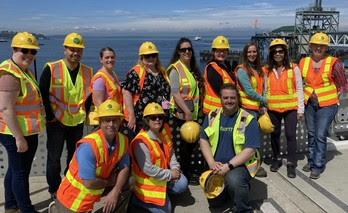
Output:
[228, 162, 234, 170]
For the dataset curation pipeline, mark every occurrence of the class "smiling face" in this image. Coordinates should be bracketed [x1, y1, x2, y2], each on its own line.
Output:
[12, 48, 37, 70]
[148, 114, 164, 133]
[272, 46, 285, 65]
[221, 88, 239, 115]
[310, 43, 328, 59]
[213, 48, 228, 63]
[100, 50, 115, 71]
[247, 45, 257, 63]
[64, 46, 83, 65]
[141, 53, 158, 68]
[178, 42, 192, 64]
[99, 116, 120, 140]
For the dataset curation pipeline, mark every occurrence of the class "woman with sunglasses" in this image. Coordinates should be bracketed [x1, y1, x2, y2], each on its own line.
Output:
[203, 35, 236, 115]
[263, 39, 304, 178]
[166, 37, 204, 185]
[129, 102, 187, 213]
[122, 42, 170, 141]
[0, 32, 45, 212]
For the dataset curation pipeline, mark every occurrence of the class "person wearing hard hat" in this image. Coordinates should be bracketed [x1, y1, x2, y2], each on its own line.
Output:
[203, 35, 236, 115]
[166, 37, 204, 185]
[39, 32, 93, 198]
[262, 38, 304, 178]
[0, 32, 45, 212]
[235, 42, 268, 178]
[200, 83, 260, 212]
[122, 41, 170, 141]
[299, 32, 348, 179]
[129, 102, 188, 212]
[55, 100, 132, 213]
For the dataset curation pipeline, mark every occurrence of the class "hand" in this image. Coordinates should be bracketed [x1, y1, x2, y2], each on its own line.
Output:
[217, 164, 230, 176]
[127, 115, 136, 131]
[15, 136, 28, 153]
[170, 169, 181, 181]
[297, 113, 304, 120]
[208, 161, 224, 174]
[48, 117, 58, 123]
[185, 111, 193, 121]
[103, 190, 119, 213]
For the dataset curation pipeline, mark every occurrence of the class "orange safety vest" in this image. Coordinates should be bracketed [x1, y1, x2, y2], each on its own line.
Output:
[235, 65, 264, 111]
[47, 59, 92, 126]
[124, 65, 168, 121]
[0, 59, 45, 136]
[203, 62, 235, 114]
[90, 70, 123, 107]
[166, 60, 200, 120]
[299, 56, 338, 107]
[129, 123, 172, 206]
[57, 129, 128, 212]
[263, 64, 298, 112]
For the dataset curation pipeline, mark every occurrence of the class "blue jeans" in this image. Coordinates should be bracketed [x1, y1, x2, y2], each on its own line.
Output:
[0, 134, 38, 213]
[131, 174, 188, 213]
[46, 121, 84, 194]
[305, 102, 338, 172]
[208, 166, 253, 213]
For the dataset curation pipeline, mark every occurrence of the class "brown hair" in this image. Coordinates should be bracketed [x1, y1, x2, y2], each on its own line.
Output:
[241, 42, 263, 77]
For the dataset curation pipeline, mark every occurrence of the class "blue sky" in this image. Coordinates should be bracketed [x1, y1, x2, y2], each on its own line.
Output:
[1, 0, 347, 36]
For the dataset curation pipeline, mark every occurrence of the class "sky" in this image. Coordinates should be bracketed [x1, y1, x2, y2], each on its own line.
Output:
[1, 0, 347, 36]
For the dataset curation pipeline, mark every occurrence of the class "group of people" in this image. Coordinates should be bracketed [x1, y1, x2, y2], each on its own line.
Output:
[0, 31, 346, 213]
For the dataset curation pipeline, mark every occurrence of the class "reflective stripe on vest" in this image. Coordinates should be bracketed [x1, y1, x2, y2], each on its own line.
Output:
[236, 65, 264, 111]
[167, 60, 199, 120]
[0, 60, 45, 136]
[129, 124, 172, 206]
[266, 65, 298, 112]
[300, 56, 338, 107]
[57, 130, 128, 212]
[48, 60, 92, 126]
[203, 62, 235, 114]
[204, 108, 260, 177]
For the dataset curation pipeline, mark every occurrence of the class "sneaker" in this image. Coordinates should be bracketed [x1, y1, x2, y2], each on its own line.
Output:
[255, 166, 267, 177]
[302, 163, 310, 172]
[270, 159, 282, 172]
[287, 164, 296, 178]
[309, 170, 320, 179]
[4, 208, 20, 213]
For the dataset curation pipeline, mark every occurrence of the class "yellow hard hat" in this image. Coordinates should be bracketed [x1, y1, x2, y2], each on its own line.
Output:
[86, 106, 99, 126]
[97, 100, 124, 119]
[139, 41, 159, 56]
[143, 102, 164, 117]
[180, 121, 201, 143]
[212, 35, 230, 49]
[199, 170, 225, 199]
[258, 112, 274, 133]
[270, 38, 287, 49]
[310, 32, 329, 46]
[11, 32, 39, 49]
[63, 32, 85, 48]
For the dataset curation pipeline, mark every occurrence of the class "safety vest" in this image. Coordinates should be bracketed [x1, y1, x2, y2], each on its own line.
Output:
[166, 60, 199, 120]
[57, 129, 128, 212]
[203, 62, 235, 114]
[263, 64, 298, 112]
[0, 60, 45, 136]
[47, 59, 92, 126]
[203, 108, 260, 177]
[299, 56, 338, 107]
[129, 124, 172, 206]
[124, 65, 168, 121]
[235, 65, 264, 111]
[90, 70, 123, 107]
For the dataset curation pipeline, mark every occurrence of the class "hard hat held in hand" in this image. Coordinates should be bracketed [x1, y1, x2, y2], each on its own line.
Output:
[258, 112, 274, 133]
[180, 121, 201, 143]
[199, 170, 225, 199]
[86, 106, 99, 126]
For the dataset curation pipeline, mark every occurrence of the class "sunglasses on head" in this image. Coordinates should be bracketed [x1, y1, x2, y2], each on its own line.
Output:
[149, 115, 164, 121]
[19, 48, 38, 55]
[143, 53, 158, 59]
[179, 47, 193, 53]
[273, 50, 284, 55]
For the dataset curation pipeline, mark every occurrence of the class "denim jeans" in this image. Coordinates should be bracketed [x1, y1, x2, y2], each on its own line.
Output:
[46, 121, 84, 194]
[131, 174, 188, 213]
[0, 133, 38, 213]
[305, 102, 338, 172]
[208, 166, 253, 213]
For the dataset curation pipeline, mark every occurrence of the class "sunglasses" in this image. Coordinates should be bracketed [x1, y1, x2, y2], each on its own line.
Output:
[149, 115, 164, 121]
[273, 50, 284, 55]
[179, 47, 193, 53]
[143, 53, 158, 59]
[19, 48, 38, 55]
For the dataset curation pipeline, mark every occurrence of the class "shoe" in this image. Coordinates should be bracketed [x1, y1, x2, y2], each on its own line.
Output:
[287, 164, 296, 178]
[310, 170, 321, 179]
[255, 166, 267, 177]
[4, 207, 20, 213]
[302, 163, 310, 172]
[270, 159, 282, 172]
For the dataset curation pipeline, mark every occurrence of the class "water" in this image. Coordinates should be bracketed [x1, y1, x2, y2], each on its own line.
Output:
[0, 35, 251, 80]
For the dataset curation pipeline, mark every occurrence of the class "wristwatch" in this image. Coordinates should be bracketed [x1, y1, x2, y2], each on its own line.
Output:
[228, 162, 234, 170]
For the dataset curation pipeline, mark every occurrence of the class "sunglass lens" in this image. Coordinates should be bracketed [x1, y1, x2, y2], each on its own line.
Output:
[21, 48, 29, 54]
[20, 48, 37, 55]
[150, 115, 163, 121]
[180, 48, 192, 52]
[144, 53, 157, 59]
[31, 49, 38, 55]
